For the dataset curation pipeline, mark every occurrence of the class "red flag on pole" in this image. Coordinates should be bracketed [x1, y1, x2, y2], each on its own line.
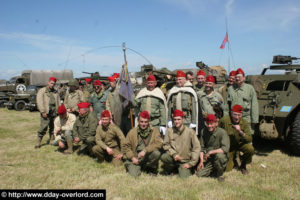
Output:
[220, 32, 229, 49]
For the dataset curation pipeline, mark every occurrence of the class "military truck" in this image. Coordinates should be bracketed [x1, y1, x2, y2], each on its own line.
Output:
[3, 70, 73, 111]
[247, 55, 300, 155]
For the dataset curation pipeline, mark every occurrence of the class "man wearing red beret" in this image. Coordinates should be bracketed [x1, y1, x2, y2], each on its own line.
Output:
[73, 102, 98, 156]
[123, 110, 162, 177]
[92, 110, 125, 166]
[52, 104, 76, 154]
[224, 68, 259, 134]
[198, 75, 224, 119]
[194, 70, 206, 92]
[196, 114, 230, 181]
[161, 109, 200, 178]
[88, 80, 108, 120]
[218, 70, 236, 100]
[83, 78, 94, 101]
[134, 74, 167, 135]
[167, 70, 199, 132]
[219, 104, 254, 174]
[35, 77, 60, 148]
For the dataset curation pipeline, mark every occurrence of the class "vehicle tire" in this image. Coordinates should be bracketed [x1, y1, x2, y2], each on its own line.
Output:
[14, 100, 26, 111]
[0, 100, 8, 107]
[288, 111, 300, 156]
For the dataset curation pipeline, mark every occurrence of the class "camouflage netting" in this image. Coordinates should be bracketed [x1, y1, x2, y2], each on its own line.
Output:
[22, 70, 73, 86]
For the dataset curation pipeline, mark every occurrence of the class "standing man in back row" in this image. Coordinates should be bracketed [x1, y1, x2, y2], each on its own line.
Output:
[35, 77, 60, 148]
[64, 78, 84, 115]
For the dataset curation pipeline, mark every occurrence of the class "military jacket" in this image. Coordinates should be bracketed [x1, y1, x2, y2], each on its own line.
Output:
[194, 84, 205, 93]
[123, 126, 162, 159]
[199, 127, 230, 154]
[36, 87, 60, 114]
[73, 112, 98, 140]
[197, 90, 224, 116]
[64, 90, 84, 111]
[89, 90, 108, 120]
[105, 87, 116, 114]
[218, 115, 252, 151]
[83, 85, 93, 101]
[225, 83, 259, 123]
[163, 125, 200, 167]
[95, 123, 125, 150]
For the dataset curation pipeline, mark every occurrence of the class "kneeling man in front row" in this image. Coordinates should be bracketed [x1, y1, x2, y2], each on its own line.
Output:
[123, 111, 162, 177]
[161, 109, 200, 178]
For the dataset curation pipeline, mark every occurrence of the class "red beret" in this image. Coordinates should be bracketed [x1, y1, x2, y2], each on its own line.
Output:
[232, 104, 243, 113]
[206, 114, 217, 123]
[147, 75, 156, 82]
[197, 70, 205, 76]
[77, 102, 90, 109]
[229, 70, 237, 77]
[85, 78, 92, 83]
[236, 68, 245, 76]
[93, 80, 102, 86]
[173, 109, 184, 118]
[108, 76, 116, 83]
[101, 110, 111, 118]
[57, 104, 67, 115]
[176, 70, 186, 78]
[206, 75, 215, 83]
[139, 110, 150, 119]
[113, 73, 120, 78]
[49, 77, 57, 82]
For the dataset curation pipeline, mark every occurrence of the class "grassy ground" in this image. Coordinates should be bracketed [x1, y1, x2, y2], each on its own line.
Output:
[0, 108, 299, 200]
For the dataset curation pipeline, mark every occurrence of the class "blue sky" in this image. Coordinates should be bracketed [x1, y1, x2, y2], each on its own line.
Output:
[0, 0, 300, 80]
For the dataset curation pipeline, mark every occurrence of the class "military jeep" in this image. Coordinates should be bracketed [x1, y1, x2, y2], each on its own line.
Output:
[247, 55, 300, 155]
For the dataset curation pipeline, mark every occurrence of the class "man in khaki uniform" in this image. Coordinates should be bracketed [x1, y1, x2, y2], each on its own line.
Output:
[167, 70, 198, 131]
[161, 109, 200, 178]
[89, 80, 108, 120]
[134, 75, 167, 135]
[194, 70, 206, 92]
[224, 68, 259, 134]
[219, 104, 254, 174]
[83, 78, 93, 101]
[123, 111, 162, 177]
[218, 70, 236, 100]
[106, 76, 117, 120]
[52, 104, 76, 154]
[196, 114, 230, 181]
[64, 79, 84, 115]
[198, 75, 224, 119]
[73, 102, 98, 156]
[35, 77, 60, 148]
[92, 110, 125, 166]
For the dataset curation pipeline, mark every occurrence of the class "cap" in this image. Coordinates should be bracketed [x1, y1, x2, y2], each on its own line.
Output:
[236, 68, 245, 76]
[108, 76, 116, 83]
[77, 102, 90, 109]
[101, 110, 111, 118]
[139, 110, 150, 119]
[173, 109, 184, 118]
[85, 78, 92, 83]
[232, 104, 243, 113]
[229, 70, 237, 77]
[206, 75, 215, 83]
[49, 77, 57, 83]
[176, 70, 186, 78]
[57, 104, 67, 115]
[112, 73, 120, 78]
[206, 114, 217, 123]
[93, 80, 102, 86]
[68, 79, 79, 87]
[147, 75, 156, 82]
[197, 70, 205, 76]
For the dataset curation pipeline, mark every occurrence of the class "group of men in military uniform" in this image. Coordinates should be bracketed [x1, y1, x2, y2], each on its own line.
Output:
[34, 66, 258, 180]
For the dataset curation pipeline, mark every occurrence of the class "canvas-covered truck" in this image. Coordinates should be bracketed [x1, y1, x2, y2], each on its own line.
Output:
[247, 55, 300, 156]
[3, 70, 73, 111]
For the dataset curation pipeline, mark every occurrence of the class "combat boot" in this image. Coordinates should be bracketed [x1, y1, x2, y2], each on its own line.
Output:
[34, 137, 42, 149]
[64, 140, 73, 154]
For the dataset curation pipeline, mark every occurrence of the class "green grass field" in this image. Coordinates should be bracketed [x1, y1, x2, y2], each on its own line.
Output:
[0, 108, 299, 200]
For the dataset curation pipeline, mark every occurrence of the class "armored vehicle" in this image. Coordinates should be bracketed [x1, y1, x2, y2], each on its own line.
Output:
[247, 55, 300, 155]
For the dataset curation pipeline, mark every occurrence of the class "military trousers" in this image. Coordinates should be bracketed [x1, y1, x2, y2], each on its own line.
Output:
[160, 153, 193, 178]
[226, 143, 254, 172]
[78, 136, 96, 156]
[92, 145, 123, 166]
[125, 150, 161, 177]
[37, 113, 55, 138]
[196, 153, 228, 178]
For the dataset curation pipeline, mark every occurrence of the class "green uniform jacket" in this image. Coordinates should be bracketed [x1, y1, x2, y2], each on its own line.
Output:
[197, 90, 224, 116]
[36, 87, 60, 114]
[105, 88, 116, 114]
[73, 112, 98, 140]
[95, 123, 125, 150]
[89, 90, 108, 120]
[218, 115, 252, 151]
[123, 126, 162, 160]
[163, 125, 200, 167]
[194, 84, 204, 93]
[224, 83, 259, 123]
[199, 127, 230, 154]
[64, 90, 84, 111]
[83, 85, 93, 101]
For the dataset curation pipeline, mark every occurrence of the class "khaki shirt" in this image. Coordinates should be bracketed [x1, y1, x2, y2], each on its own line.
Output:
[225, 83, 259, 123]
[198, 90, 224, 116]
[163, 125, 200, 167]
[199, 127, 230, 154]
[53, 113, 76, 141]
[64, 90, 84, 111]
[194, 84, 204, 93]
[73, 112, 98, 140]
[218, 115, 252, 151]
[95, 123, 125, 150]
[36, 87, 60, 114]
[123, 126, 162, 160]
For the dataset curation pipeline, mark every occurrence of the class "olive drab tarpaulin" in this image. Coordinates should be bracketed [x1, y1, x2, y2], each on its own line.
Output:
[23, 70, 73, 86]
[119, 63, 133, 108]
